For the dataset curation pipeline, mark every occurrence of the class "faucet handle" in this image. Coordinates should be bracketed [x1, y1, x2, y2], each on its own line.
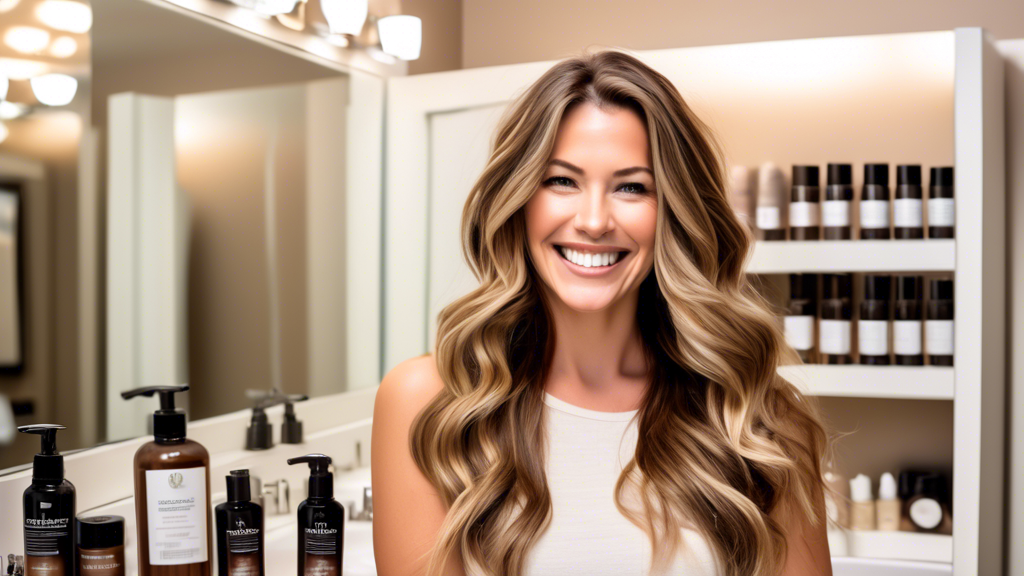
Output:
[362, 486, 373, 518]
[261, 479, 291, 515]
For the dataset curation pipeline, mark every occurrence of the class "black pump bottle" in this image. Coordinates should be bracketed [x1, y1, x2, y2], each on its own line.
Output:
[288, 454, 344, 576]
[215, 470, 265, 576]
[18, 424, 76, 576]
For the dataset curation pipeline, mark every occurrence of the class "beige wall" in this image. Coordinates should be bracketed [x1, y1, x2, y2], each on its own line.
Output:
[403, 0, 463, 75]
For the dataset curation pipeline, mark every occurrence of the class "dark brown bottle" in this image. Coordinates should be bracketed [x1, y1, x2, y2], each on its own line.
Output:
[859, 275, 891, 365]
[790, 166, 820, 240]
[926, 279, 954, 366]
[894, 165, 924, 239]
[76, 516, 125, 576]
[823, 163, 852, 240]
[928, 167, 955, 238]
[860, 164, 891, 240]
[289, 455, 345, 576]
[122, 386, 212, 576]
[19, 425, 76, 576]
[894, 276, 924, 365]
[216, 470, 264, 576]
[785, 274, 818, 363]
[819, 274, 852, 364]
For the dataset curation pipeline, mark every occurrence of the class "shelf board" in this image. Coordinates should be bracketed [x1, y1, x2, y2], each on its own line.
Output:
[778, 365, 954, 400]
[841, 530, 953, 564]
[747, 240, 955, 273]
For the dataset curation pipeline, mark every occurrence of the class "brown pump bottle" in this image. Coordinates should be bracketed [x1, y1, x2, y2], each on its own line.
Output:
[122, 386, 212, 576]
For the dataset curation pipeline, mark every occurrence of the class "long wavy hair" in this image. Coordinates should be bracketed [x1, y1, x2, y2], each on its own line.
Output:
[410, 49, 829, 576]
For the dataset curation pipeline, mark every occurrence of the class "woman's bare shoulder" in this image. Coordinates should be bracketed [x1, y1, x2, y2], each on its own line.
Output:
[375, 353, 445, 419]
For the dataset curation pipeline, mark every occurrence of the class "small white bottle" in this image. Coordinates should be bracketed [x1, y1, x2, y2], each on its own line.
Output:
[849, 474, 875, 530]
[876, 472, 901, 531]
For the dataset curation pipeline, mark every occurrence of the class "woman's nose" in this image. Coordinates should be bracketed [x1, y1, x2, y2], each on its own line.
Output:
[574, 186, 612, 238]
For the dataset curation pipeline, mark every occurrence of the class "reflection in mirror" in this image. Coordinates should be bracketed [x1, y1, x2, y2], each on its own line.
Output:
[0, 0, 385, 471]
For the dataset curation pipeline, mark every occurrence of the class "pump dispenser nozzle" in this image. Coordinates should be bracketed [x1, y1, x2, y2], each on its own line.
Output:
[288, 453, 333, 499]
[17, 424, 67, 483]
[121, 385, 189, 441]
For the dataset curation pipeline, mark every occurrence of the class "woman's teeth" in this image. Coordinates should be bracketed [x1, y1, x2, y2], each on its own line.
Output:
[558, 246, 620, 268]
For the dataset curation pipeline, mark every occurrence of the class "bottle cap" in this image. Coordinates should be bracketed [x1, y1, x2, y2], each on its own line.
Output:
[17, 424, 66, 483]
[792, 165, 819, 187]
[849, 473, 873, 502]
[827, 163, 852, 186]
[226, 469, 252, 503]
[864, 163, 889, 186]
[288, 453, 333, 499]
[930, 278, 953, 301]
[822, 273, 852, 300]
[120, 386, 189, 441]
[879, 472, 898, 500]
[789, 274, 817, 301]
[896, 275, 922, 301]
[76, 516, 124, 550]
[898, 470, 924, 501]
[913, 473, 947, 502]
[897, 165, 922, 186]
[863, 275, 891, 301]
[930, 167, 954, 187]
[756, 162, 787, 208]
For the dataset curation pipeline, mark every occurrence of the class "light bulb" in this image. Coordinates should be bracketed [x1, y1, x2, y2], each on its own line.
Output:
[320, 0, 367, 36]
[49, 36, 77, 58]
[35, 0, 92, 33]
[377, 15, 421, 61]
[4, 26, 51, 54]
[0, 58, 49, 80]
[30, 73, 77, 106]
[0, 101, 28, 120]
[0, 0, 20, 13]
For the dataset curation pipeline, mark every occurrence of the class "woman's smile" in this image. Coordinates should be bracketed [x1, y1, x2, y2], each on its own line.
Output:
[552, 243, 630, 277]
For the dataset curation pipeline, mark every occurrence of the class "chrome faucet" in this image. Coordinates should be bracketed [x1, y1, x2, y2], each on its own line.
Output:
[261, 478, 290, 515]
[351, 486, 373, 521]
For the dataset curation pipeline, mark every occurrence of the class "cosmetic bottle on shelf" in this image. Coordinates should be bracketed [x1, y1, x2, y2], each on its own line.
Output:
[819, 274, 852, 364]
[876, 472, 901, 531]
[860, 163, 891, 240]
[858, 275, 891, 365]
[894, 165, 924, 239]
[906, 473, 952, 534]
[785, 274, 818, 363]
[926, 279, 954, 366]
[823, 163, 853, 240]
[756, 162, 787, 241]
[928, 167, 955, 238]
[728, 165, 755, 231]
[790, 165, 820, 240]
[894, 276, 924, 365]
[849, 474, 875, 530]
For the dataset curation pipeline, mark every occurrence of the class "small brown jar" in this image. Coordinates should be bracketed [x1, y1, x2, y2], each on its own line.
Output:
[77, 515, 125, 576]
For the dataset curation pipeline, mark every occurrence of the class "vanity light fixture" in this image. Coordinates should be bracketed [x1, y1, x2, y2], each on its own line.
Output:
[0, 101, 29, 120]
[0, 0, 20, 13]
[30, 73, 76, 106]
[320, 0, 367, 36]
[4, 26, 51, 54]
[274, 0, 306, 31]
[377, 14, 421, 60]
[48, 36, 77, 58]
[35, 0, 92, 33]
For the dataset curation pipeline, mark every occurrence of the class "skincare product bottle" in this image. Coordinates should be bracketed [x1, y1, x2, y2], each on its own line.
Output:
[216, 470, 265, 576]
[875, 473, 901, 531]
[894, 165, 924, 239]
[76, 516, 125, 576]
[756, 162, 787, 241]
[819, 274, 852, 364]
[18, 424, 76, 576]
[926, 279, 954, 366]
[860, 164, 891, 240]
[727, 165, 755, 231]
[849, 474, 875, 530]
[894, 276, 924, 366]
[897, 470, 924, 531]
[907, 473, 952, 534]
[122, 386, 212, 576]
[785, 274, 818, 363]
[823, 163, 853, 240]
[928, 167, 955, 238]
[858, 275, 891, 365]
[288, 454, 344, 576]
[790, 165, 820, 240]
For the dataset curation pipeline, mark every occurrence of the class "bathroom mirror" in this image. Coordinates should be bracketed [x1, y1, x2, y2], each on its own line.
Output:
[0, 0, 392, 471]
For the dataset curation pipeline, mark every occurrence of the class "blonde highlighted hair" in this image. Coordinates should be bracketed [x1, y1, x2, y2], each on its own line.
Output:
[410, 49, 829, 576]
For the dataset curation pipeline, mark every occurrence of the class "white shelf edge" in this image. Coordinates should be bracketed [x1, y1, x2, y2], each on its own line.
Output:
[840, 529, 953, 564]
[778, 365, 955, 400]
[747, 240, 956, 273]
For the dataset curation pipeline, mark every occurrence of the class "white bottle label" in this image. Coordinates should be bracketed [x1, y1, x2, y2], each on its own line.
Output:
[784, 315, 815, 351]
[146, 467, 208, 565]
[909, 498, 943, 529]
[925, 320, 954, 355]
[894, 198, 923, 227]
[789, 201, 819, 227]
[928, 198, 955, 226]
[819, 320, 851, 355]
[858, 320, 889, 356]
[756, 206, 781, 230]
[822, 200, 850, 227]
[860, 200, 890, 229]
[893, 320, 923, 355]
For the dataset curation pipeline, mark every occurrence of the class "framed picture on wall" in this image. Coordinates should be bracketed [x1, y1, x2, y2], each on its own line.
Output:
[0, 183, 23, 373]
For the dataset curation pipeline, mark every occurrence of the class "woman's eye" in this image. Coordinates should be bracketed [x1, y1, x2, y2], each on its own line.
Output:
[619, 182, 648, 194]
[545, 176, 575, 188]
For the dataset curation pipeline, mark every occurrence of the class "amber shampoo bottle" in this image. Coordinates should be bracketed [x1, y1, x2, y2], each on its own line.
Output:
[289, 454, 344, 576]
[122, 386, 211, 576]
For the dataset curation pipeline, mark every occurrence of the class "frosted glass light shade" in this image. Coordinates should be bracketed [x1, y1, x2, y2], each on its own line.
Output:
[320, 0, 367, 35]
[4, 26, 50, 54]
[30, 73, 77, 106]
[36, 0, 92, 33]
[49, 36, 77, 58]
[378, 15, 421, 60]
[0, 101, 28, 120]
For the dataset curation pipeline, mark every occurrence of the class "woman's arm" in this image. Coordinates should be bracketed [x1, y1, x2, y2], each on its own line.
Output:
[773, 480, 833, 576]
[371, 354, 465, 576]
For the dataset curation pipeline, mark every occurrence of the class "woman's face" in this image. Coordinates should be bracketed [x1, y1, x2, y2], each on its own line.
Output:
[524, 101, 658, 312]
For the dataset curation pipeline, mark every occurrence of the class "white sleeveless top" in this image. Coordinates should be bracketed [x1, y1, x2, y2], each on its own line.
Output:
[520, 392, 721, 576]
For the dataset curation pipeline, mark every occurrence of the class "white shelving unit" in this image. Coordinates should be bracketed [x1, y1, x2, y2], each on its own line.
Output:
[385, 27, 1006, 575]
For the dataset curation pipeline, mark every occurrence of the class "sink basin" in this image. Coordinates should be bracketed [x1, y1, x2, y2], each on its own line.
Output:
[832, 557, 952, 576]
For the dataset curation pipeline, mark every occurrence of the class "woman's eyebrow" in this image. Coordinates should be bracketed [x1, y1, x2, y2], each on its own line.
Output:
[549, 159, 653, 178]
